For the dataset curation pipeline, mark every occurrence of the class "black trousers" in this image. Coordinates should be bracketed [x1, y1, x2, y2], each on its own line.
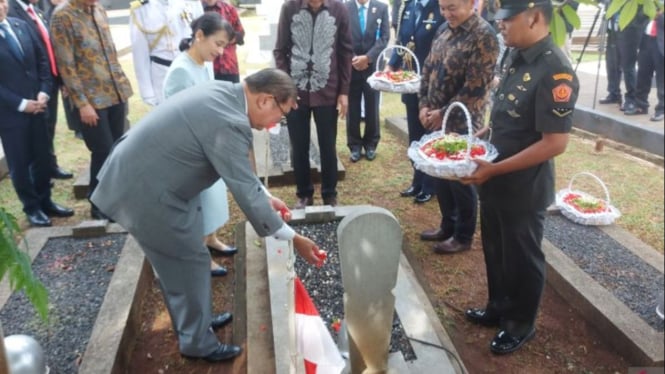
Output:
[635, 35, 664, 114]
[402, 93, 433, 195]
[435, 178, 477, 243]
[76, 102, 127, 198]
[286, 104, 338, 200]
[0, 115, 51, 213]
[45, 79, 60, 171]
[346, 73, 380, 152]
[618, 22, 647, 104]
[480, 202, 546, 336]
[604, 29, 622, 99]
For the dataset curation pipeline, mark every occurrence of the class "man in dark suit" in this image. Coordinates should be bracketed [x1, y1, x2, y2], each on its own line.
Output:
[389, 0, 445, 203]
[345, 0, 389, 162]
[8, 0, 73, 179]
[633, 12, 664, 122]
[0, 0, 73, 226]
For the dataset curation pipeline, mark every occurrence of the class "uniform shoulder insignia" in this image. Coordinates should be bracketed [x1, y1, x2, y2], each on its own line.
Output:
[130, 0, 148, 10]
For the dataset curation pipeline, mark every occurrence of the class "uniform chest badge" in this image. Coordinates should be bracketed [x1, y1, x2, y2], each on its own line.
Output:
[516, 85, 527, 92]
[507, 109, 521, 118]
[552, 83, 573, 103]
[372, 7, 376, 14]
[507, 94, 516, 101]
[523, 73, 531, 82]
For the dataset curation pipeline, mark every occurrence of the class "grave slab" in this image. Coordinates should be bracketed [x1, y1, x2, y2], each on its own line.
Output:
[252, 205, 465, 373]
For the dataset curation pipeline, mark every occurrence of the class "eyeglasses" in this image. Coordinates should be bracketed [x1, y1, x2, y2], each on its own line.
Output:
[273, 97, 288, 125]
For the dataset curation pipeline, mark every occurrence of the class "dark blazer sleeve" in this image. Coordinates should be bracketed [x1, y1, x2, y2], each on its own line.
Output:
[24, 21, 52, 94]
[657, 13, 664, 57]
[336, 2, 353, 95]
[366, 1, 390, 65]
[273, 2, 294, 73]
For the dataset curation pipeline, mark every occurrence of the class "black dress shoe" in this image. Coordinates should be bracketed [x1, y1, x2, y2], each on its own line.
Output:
[211, 312, 233, 330]
[413, 192, 432, 204]
[42, 201, 74, 217]
[420, 228, 452, 242]
[349, 150, 361, 163]
[624, 103, 647, 115]
[365, 148, 376, 161]
[211, 266, 228, 277]
[323, 196, 338, 207]
[400, 186, 420, 197]
[208, 246, 238, 256]
[465, 308, 501, 327]
[26, 209, 51, 227]
[490, 328, 536, 355]
[182, 343, 242, 362]
[293, 196, 314, 209]
[598, 95, 621, 105]
[433, 238, 471, 254]
[51, 167, 74, 180]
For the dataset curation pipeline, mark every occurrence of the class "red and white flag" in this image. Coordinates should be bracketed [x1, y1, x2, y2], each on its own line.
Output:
[295, 277, 346, 374]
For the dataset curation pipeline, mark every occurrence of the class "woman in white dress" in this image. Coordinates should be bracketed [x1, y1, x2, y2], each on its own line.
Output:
[163, 13, 236, 276]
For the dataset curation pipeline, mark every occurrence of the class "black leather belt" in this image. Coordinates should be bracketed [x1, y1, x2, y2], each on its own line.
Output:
[150, 56, 172, 67]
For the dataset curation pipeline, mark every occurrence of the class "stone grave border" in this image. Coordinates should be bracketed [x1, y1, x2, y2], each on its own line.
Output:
[0, 222, 152, 374]
[386, 116, 664, 366]
[245, 205, 467, 373]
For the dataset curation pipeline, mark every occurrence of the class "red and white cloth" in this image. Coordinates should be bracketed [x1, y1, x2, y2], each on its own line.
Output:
[294, 277, 345, 374]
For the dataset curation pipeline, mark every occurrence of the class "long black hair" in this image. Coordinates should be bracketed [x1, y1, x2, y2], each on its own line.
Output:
[179, 12, 235, 51]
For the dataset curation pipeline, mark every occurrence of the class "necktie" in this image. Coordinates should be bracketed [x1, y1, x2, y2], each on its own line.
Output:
[359, 5, 366, 35]
[415, 1, 424, 26]
[26, 6, 58, 76]
[0, 23, 24, 61]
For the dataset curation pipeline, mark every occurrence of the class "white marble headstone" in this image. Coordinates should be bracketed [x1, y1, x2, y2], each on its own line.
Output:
[338, 207, 402, 374]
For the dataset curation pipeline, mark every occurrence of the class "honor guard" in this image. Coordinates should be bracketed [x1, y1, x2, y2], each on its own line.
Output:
[129, 0, 203, 106]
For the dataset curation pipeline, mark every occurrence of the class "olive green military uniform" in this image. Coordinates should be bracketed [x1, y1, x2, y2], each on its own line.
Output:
[478, 35, 579, 336]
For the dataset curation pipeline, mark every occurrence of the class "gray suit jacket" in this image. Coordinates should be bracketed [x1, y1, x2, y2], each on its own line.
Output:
[91, 81, 282, 251]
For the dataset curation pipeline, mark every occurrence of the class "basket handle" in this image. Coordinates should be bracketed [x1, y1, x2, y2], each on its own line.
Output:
[440, 101, 473, 159]
[376, 45, 421, 75]
[568, 172, 612, 206]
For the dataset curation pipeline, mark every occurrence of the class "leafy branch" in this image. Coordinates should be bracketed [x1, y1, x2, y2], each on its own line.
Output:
[0, 208, 48, 322]
[550, 0, 664, 46]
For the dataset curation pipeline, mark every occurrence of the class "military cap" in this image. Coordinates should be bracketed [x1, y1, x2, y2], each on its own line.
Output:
[494, 0, 553, 20]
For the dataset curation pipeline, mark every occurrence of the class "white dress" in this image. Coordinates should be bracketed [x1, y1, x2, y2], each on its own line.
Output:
[163, 52, 230, 235]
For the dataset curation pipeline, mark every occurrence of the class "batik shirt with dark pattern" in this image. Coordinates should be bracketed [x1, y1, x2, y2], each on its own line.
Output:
[273, 0, 353, 107]
[204, 1, 245, 75]
[50, 0, 132, 109]
[418, 13, 498, 134]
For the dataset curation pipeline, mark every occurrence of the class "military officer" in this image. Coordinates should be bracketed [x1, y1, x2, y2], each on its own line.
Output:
[389, 0, 445, 204]
[461, 0, 579, 355]
[129, 0, 203, 106]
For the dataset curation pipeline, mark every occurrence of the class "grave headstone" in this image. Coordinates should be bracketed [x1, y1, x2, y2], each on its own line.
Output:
[338, 207, 402, 374]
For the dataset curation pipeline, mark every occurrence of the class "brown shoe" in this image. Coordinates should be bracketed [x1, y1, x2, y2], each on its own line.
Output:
[293, 196, 313, 209]
[322, 196, 337, 207]
[433, 238, 471, 254]
[420, 228, 452, 242]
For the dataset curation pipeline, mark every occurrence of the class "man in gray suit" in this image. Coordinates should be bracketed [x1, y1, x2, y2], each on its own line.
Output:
[91, 68, 323, 362]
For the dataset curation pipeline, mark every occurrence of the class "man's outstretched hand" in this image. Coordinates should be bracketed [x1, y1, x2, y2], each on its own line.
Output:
[293, 234, 327, 267]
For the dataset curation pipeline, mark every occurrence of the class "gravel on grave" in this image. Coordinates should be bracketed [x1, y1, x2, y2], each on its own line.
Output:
[293, 221, 417, 362]
[0, 233, 127, 374]
[544, 215, 664, 331]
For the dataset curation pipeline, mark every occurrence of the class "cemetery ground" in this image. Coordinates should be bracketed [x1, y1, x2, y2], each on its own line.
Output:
[1, 57, 663, 372]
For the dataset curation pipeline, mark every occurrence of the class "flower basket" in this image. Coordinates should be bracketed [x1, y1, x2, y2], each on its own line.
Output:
[407, 102, 498, 180]
[367, 45, 421, 94]
[555, 172, 621, 226]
